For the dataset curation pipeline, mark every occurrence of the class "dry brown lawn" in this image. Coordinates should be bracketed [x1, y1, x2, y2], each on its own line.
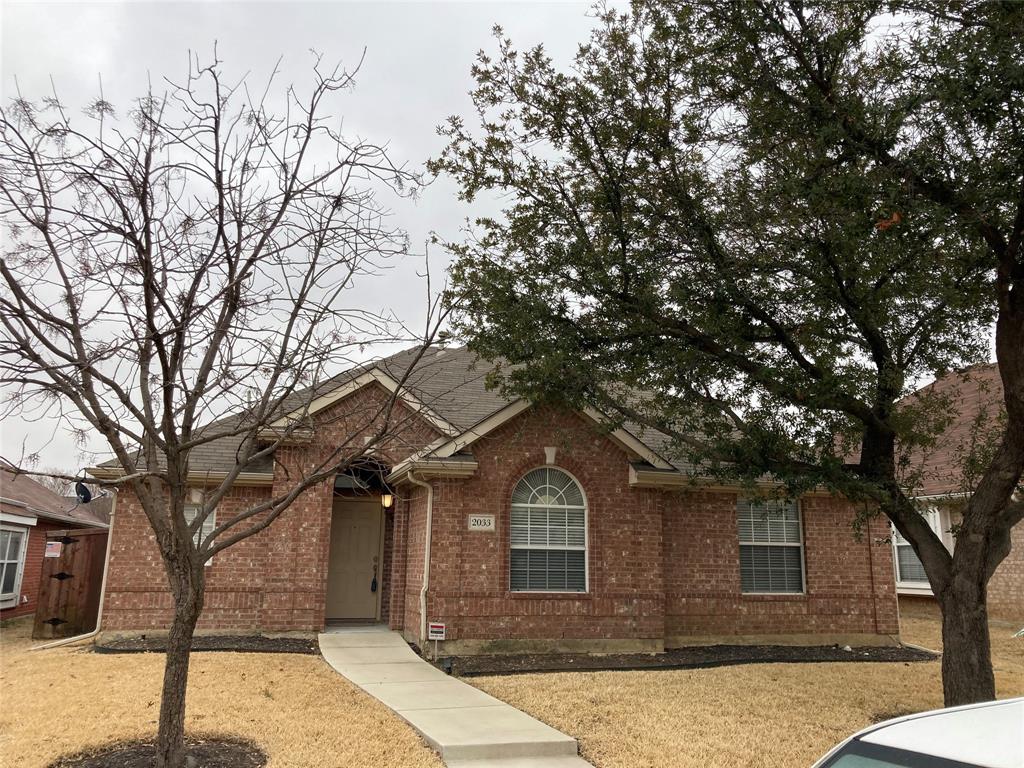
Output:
[471, 614, 1024, 768]
[0, 619, 442, 768]
[2, 613, 1021, 768]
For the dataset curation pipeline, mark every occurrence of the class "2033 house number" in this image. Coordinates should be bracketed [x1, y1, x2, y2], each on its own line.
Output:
[468, 514, 495, 531]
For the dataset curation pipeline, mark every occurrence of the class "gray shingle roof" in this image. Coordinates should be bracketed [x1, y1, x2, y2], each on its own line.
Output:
[95, 414, 275, 475]
[0, 463, 109, 527]
[376, 346, 512, 431]
[93, 345, 683, 476]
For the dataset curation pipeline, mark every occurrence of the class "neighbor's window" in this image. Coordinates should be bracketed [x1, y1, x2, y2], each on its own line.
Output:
[183, 504, 217, 566]
[893, 508, 941, 586]
[510, 467, 587, 592]
[0, 525, 28, 609]
[737, 498, 805, 594]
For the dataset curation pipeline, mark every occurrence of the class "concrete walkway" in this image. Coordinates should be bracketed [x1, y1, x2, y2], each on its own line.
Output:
[318, 625, 593, 768]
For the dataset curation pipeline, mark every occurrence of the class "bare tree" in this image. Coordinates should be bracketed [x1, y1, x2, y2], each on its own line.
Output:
[0, 52, 445, 768]
[26, 467, 77, 496]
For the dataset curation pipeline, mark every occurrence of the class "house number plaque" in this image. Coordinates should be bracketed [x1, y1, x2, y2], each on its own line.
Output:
[468, 514, 496, 532]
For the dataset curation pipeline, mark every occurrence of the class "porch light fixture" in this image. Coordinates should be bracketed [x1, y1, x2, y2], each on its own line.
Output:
[381, 493, 394, 509]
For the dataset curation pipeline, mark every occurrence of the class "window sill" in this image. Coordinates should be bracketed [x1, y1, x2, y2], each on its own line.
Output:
[896, 583, 933, 596]
[506, 591, 591, 600]
[740, 592, 808, 601]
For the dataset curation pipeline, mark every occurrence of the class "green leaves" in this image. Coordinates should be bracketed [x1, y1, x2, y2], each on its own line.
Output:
[437, 0, 1019, 499]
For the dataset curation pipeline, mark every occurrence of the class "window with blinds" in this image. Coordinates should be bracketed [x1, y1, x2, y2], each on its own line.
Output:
[184, 504, 217, 566]
[0, 526, 27, 609]
[509, 467, 587, 592]
[737, 498, 804, 594]
[893, 509, 940, 585]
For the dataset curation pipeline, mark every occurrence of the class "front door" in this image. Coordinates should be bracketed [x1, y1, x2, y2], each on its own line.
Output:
[326, 499, 383, 620]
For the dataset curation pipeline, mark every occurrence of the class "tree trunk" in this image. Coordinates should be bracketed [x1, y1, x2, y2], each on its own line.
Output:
[938, 578, 996, 707]
[156, 567, 205, 768]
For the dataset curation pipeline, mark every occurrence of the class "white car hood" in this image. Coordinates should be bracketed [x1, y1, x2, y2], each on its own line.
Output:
[861, 698, 1023, 768]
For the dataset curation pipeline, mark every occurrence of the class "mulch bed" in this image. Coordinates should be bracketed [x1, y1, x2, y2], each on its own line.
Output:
[443, 643, 938, 677]
[47, 736, 266, 768]
[95, 635, 316, 654]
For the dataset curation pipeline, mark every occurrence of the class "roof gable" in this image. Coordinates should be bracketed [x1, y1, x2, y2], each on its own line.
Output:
[388, 399, 675, 483]
[89, 345, 684, 484]
[901, 363, 1005, 497]
[268, 367, 461, 437]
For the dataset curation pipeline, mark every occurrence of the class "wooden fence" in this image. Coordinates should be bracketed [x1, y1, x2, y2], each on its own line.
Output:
[32, 528, 107, 640]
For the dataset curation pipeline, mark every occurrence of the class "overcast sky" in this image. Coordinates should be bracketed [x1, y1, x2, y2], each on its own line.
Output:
[0, 1, 602, 470]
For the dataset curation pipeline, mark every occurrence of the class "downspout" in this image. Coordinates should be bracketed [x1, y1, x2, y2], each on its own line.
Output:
[30, 491, 117, 651]
[406, 471, 433, 649]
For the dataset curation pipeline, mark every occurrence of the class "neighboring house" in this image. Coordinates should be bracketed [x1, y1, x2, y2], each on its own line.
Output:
[895, 363, 1023, 620]
[0, 464, 109, 619]
[90, 347, 900, 651]
[62, 495, 112, 526]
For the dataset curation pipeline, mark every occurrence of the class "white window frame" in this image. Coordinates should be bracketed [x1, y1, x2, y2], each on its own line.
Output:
[0, 524, 30, 610]
[183, 503, 217, 567]
[892, 507, 942, 592]
[509, 466, 589, 594]
[737, 498, 807, 596]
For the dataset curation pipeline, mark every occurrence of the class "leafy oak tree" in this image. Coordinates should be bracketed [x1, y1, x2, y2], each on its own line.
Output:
[432, 1, 1024, 705]
[1, 54, 444, 767]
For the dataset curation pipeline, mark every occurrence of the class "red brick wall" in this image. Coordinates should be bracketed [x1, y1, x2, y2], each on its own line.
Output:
[102, 383, 443, 632]
[387, 502, 408, 631]
[103, 484, 280, 630]
[101, 389, 900, 643]
[410, 408, 668, 644]
[380, 508, 395, 625]
[663, 490, 735, 636]
[664, 492, 897, 640]
[988, 523, 1023, 620]
[390, 406, 898, 646]
[1, 521, 66, 620]
[401, 485, 429, 639]
[946, 509, 1023, 621]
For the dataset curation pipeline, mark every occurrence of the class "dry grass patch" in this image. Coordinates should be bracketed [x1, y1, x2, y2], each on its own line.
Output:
[470, 616, 1024, 768]
[0, 619, 442, 768]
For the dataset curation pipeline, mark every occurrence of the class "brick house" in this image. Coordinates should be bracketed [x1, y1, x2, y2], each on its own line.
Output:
[0, 464, 109, 619]
[90, 347, 900, 651]
[893, 364, 1023, 620]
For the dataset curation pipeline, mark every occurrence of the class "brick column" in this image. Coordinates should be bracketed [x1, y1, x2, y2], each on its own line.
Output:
[387, 503, 409, 630]
[259, 445, 333, 631]
[867, 513, 900, 635]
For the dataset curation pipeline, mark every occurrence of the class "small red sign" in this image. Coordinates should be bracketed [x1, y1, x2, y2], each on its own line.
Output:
[44, 541, 63, 558]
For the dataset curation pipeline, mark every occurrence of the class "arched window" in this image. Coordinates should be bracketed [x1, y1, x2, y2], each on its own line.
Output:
[509, 467, 587, 592]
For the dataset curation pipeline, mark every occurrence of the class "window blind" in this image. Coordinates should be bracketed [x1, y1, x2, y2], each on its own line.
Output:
[509, 467, 586, 592]
[737, 499, 804, 594]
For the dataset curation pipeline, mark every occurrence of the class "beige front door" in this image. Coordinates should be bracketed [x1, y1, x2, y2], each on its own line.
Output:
[326, 499, 383, 620]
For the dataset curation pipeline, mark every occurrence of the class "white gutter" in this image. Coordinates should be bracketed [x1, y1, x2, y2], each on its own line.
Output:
[30, 492, 117, 651]
[87, 467, 275, 487]
[386, 457, 479, 485]
[0, 496, 107, 529]
[405, 472, 433, 650]
[0, 511, 37, 526]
